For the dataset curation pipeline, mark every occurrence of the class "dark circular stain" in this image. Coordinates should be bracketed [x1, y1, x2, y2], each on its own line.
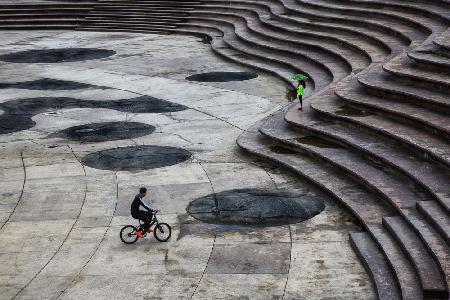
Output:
[187, 188, 324, 226]
[186, 72, 258, 82]
[0, 96, 187, 134]
[81, 145, 192, 171]
[0, 48, 116, 63]
[0, 78, 95, 90]
[52, 122, 156, 142]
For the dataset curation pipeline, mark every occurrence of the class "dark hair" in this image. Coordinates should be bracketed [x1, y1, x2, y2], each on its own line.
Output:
[300, 80, 306, 87]
[139, 187, 147, 194]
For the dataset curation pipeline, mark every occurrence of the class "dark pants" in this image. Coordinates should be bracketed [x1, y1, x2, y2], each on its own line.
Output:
[298, 95, 303, 108]
[133, 210, 153, 231]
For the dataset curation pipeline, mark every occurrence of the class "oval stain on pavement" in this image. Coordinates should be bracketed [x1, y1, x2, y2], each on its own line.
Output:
[0, 96, 187, 134]
[0, 48, 116, 63]
[52, 122, 156, 142]
[187, 188, 324, 226]
[186, 72, 258, 82]
[81, 145, 192, 171]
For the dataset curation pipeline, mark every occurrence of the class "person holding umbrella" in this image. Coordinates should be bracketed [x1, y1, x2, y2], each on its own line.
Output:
[292, 74, 308, 111]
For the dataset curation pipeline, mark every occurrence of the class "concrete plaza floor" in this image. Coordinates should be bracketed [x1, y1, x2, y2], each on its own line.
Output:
[0, 31, 374, 299]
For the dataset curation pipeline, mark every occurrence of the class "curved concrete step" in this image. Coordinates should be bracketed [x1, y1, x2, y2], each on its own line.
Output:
[280, 96, 450, 215]
[335, 75, 450, 139]
[298, 0, 448, 36]
[306, 91, 450, 168]
[350, 232, 402, 300]
[184, 15, 340, 84]
[383, 54, 450, 91]
[357, 67, 450, 112]
[269, 0, 401, 60]
[177, 24, 296, 86]
[316, 0, 450, 24]
[237, 121, 395, 226]
[383, 216, 448, 298]
[368, 224, 422, 300]
[401, 209, 450, 294]
[261, 108, 437, 212]
[184, 10, 352, 77]
[284, 0, 428, 46]
[417, 201, 450, 245]
[408, 45, 450, 70]
[194, 0, 388, 63]
[183, 19, 331, 91]
[434, 28, 450, 51]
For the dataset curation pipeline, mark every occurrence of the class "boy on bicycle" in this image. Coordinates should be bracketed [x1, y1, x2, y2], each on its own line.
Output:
[131, 187, 158, 238]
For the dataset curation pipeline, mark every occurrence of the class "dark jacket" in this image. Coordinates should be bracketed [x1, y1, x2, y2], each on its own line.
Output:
[131, 194, 153, 217]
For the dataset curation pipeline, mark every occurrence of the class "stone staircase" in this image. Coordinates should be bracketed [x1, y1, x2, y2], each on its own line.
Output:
[0, 0, 449, 299]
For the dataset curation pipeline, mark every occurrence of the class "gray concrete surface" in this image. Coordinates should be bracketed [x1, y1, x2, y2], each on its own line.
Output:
[0, 31, 374, 299]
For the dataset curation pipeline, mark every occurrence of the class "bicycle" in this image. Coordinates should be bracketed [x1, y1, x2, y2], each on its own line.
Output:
[120, 211, 171, 244]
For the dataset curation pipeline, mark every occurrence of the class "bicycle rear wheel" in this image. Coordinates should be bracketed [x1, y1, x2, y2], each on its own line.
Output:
[154, 223, 171, 242]
[120, 225, 139, 244]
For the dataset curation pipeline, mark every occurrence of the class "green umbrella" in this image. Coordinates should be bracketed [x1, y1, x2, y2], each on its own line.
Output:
[292, 73, 309, 81]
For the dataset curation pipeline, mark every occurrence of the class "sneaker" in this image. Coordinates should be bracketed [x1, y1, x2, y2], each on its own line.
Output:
[135, 230, 145, 238]
[146, 227, 153, 233]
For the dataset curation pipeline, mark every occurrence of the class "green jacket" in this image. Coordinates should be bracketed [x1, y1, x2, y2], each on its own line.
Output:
[297, 84, 304, 96]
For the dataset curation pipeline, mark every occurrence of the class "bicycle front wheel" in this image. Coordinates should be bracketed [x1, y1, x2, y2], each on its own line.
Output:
[120, 225, 139, 244]
[154, 223, 171, 242]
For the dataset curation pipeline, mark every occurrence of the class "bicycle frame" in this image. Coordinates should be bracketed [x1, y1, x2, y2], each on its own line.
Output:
[137, 213, 159, 230]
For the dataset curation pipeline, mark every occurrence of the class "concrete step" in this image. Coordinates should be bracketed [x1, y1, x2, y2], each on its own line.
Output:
[189, 3, 372, 70]
[350, 232, 402, 300]
[178, 24, 296, 85]
[417, 201, 450, 245]
[184, 16, 340, 85]
[213, 0, 394, 61]
[335, 74, 450, 139]
[298, 0, 448, 37]
[272, 97, 450, 213]
[317, 0, 450, 23]
[260, 107, 435, 212]
[383, 216, 448, 298]
[408, 43, 450, 70]
[237, 121, 395, 226]
[282, 0, 426, 47]
[77, 22, 179, 29]
[183, 19, 332, 91]
[402, 209, 450, 296]
[297, 0, 432, 42]
[383, 54, 450, 91]
[357, 67, 450, 113]
[434, 28, 450, 51]
[183, 11, 352, 79]
[0, 24, 78, 30]
[305, 90, 450, 168]
[368, 224, 422, 300]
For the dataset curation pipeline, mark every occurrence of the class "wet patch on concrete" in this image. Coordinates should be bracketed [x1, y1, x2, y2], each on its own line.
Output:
[335, 105, 373, 117]
[51, 122, 156, 142]
[294, 136, 343, 149]
[0, 48, 116, 63]
[0, 78, 96, 90]
[187, 188, 325, 225]
[81, 145, 192, 171]
[0, 96, 187, 134]
[186, 71, 258, 82]
[206, 243, 291, 274]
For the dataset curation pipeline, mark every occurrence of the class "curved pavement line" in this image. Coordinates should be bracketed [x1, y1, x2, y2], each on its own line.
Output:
[13, 145, 88, 299]
[56, 171, 119, 299]
[189, 234, 217, 300]
[281, 225, 293, 300]
[0, 151, 26, 231]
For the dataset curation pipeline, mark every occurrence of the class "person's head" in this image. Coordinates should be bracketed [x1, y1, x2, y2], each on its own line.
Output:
[139, 187, 147, 198]
[300, 80, 306, 87]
